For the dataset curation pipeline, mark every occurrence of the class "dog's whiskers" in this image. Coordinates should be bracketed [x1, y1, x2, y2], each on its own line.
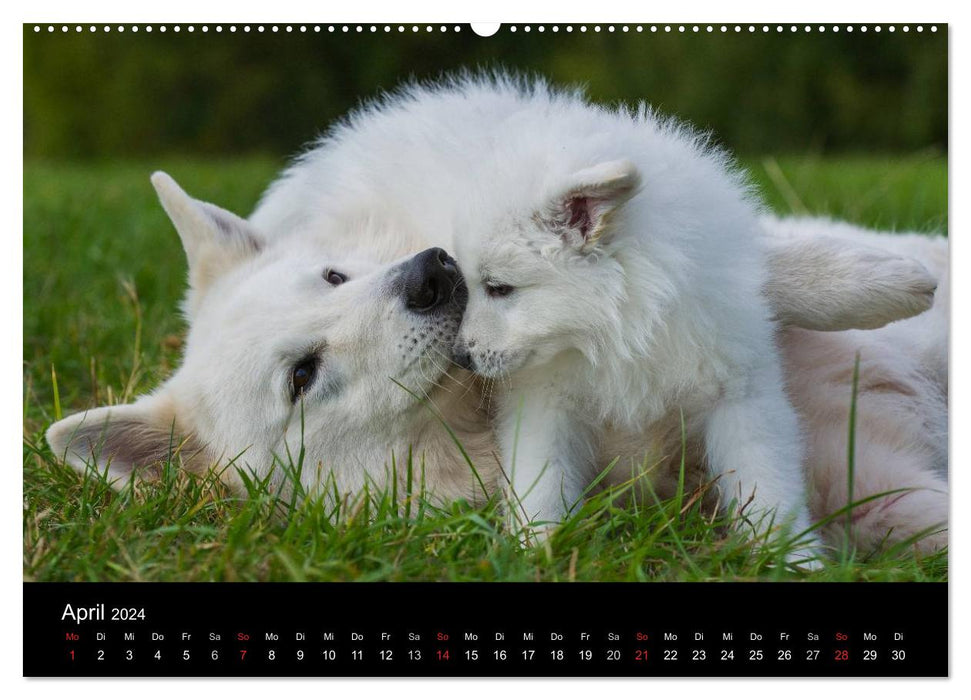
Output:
[416, 353, 450, 394]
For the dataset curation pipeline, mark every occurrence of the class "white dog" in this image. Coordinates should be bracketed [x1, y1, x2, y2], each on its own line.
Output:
[46, 75, 946, 556]
[47, 172, 495, 501]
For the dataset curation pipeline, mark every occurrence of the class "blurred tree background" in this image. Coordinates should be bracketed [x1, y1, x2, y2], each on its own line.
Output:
[24, 24, 946, 160]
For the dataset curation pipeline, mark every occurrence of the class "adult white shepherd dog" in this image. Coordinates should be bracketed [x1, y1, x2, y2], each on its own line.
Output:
[47, 74, 947, 559]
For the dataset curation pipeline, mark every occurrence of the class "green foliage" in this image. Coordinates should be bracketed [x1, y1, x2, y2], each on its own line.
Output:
[24, 26, 946, 158]
[22, 155, 947, 582]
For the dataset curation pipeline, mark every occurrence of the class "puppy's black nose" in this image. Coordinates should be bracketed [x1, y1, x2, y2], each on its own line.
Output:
[403, 247, 466, 313]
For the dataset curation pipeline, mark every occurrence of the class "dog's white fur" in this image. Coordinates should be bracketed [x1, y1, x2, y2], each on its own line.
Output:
[48, 172, 493, 502]
[46, 75, 947, 555]
[766, 216, 948, 553]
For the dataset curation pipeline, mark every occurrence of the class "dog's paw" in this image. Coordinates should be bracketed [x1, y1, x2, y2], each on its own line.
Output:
[767, 236, 938, 332]
[854, 253, 937, 328]
[526, 525, 555, 548]
[509, 518, 557, 548]
[783, 542, 826, 571]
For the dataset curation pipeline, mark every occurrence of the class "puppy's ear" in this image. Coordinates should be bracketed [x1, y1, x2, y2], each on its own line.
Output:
[151, 171, 264, 314]
[541, 160, 641, 248]
[46, 395, 202, 488]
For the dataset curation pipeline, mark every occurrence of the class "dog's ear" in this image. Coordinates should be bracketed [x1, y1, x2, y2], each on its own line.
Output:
[541, 160, 641, 248]
[46, 395, 202, 488]
[151, 171, 264, 313]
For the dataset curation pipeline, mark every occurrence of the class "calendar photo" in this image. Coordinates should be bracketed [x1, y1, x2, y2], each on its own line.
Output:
[24, 22, 947, 590]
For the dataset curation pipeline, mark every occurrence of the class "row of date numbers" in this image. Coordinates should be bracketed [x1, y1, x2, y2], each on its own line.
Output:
[68, 647, 908, 663]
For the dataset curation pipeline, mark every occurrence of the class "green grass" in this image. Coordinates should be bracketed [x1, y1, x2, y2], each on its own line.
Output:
[23, 153, 948, 583]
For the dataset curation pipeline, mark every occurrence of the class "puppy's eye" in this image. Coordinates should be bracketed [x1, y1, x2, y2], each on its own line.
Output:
[291, 357, 318, 400]
[486, 283, 514, 298]
[324, 269, 348, 286]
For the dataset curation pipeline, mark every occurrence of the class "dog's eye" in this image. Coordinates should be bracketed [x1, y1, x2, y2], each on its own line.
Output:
[324, 269, 348, 286]
[486, 283, 514, 298]
[290, 357, 318, 400]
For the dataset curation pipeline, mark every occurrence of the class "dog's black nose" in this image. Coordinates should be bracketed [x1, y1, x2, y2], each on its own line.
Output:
[403, 247, 466, 313]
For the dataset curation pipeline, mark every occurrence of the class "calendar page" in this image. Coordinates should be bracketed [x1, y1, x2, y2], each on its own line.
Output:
[22, 20, 948, 678]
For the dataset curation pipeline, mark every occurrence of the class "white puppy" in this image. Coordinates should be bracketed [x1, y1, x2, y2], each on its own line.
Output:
[372, 79, 809, 545]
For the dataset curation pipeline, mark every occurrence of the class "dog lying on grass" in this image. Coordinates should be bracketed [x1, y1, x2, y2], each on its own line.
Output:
[46, 77, 946, 558]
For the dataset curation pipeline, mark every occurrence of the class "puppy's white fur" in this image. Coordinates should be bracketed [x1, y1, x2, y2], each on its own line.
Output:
[274, 76, 815, 545]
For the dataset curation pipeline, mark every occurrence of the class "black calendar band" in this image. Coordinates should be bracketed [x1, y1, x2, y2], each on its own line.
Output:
[24, 581, 947, 677]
